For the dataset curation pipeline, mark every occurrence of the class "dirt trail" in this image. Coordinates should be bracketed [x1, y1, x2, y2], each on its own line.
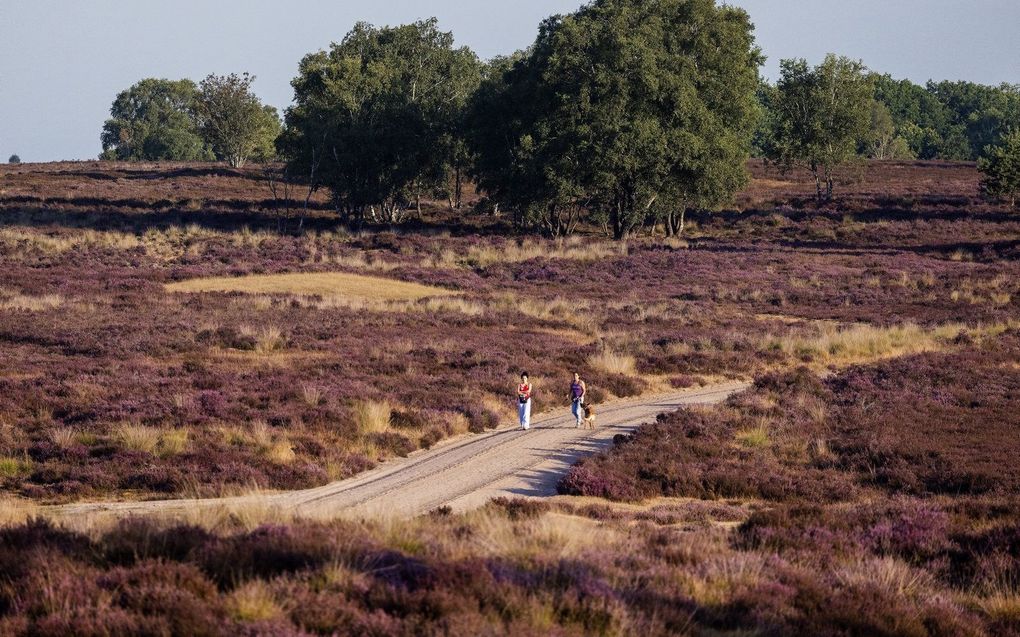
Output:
[49, 382, 749, 521]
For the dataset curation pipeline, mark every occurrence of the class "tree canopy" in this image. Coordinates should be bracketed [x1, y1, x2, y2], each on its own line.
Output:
[194, 73, 281, 168]
[279, 19, 482, 226]
[870, 76, 1020, 161]
[100, 78, 213, 161]
[979, 129, 1020, 207]
[766, 55, 874, 201]
[468, 0, 762, 238]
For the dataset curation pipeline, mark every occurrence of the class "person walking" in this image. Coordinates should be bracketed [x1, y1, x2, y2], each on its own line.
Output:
[517, 372, 533, 430]
[569, 372, 587, 427]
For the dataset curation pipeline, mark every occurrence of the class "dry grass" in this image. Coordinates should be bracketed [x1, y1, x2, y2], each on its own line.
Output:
[974, 589, 1020, 624]
[354, 400, 392, 434]
[425, 237, 629, 269]
[114, 424, 189, 457]
[238, 324, 286, 353]
[266, 441, 296, 465]
[0, 227, 140, 258]
[300, 383, 324, 407]
[587, 349, 638, 375]
[0, 291, 64, 312]
[49, 427, 80, 449]
[762, 321, 969, 366]
[834, 556, 934, 598]
[0, 497, 38, 526]
[157, 428, 189, 457]
[734, 423, 770, 449]
[114, 424, 161, 454]
[226, 580, 285, 622]
[165, 271, 455, 301]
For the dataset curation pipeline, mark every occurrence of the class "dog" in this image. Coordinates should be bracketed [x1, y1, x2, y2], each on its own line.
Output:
[581, 403, 596, 430]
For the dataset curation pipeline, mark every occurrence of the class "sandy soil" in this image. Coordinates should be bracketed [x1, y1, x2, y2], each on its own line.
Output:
[47, 381, 749, 521]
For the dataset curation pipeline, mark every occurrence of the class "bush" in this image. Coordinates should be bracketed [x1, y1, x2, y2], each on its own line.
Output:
[8, 154, 21, 164]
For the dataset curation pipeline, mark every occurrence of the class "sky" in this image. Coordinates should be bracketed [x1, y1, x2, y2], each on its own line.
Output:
[1, 0, 1018, 162]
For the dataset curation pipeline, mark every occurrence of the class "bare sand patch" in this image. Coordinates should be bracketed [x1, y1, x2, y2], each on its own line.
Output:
[165, 271, 455, 301]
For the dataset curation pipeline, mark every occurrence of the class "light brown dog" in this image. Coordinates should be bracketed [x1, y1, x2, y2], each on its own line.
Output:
[581, 403, 596, 430]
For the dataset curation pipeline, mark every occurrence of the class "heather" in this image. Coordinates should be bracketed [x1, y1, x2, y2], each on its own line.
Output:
[2, 490, 1017, 636]
[2, 159, 1019, 501]
[561, 331, 1020, 503]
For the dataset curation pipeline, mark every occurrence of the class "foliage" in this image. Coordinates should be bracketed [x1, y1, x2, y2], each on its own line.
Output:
[979, 129, 1020, 206]
[280, 19, 482, 227]
[872, 74, 1020, 160]
[766, 55, 874, 201]
[7, 155, 20, 164]
[867, 100, 914, 160]
[100, 78, 213, 161]
[468, 0, 762, 239]
[194, 73, 281, 168]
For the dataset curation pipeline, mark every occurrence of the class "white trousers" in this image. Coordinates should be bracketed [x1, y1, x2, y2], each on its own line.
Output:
[518, 399, 531, 429]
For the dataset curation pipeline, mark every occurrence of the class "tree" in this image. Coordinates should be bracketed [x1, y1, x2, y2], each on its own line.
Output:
[868, 101, 913, 160]
[469, 0, 762, 239]
[280, 19, 482, 228]
[871, 74, 1020, 161]
[7, 154, 20, 164]
[768, 55, 874, 202]
[100, 78, 213, 161]
[194, 73, 281, 168]
[466, 53, 590, 235]
[979, 129, 1020, 207]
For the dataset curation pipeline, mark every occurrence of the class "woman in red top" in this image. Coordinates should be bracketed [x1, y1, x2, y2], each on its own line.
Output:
[517, 372, 533, 430]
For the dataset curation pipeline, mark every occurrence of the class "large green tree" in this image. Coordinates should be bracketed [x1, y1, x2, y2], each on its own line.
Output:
[979, 129, 1020, 207]
[467, 53, 590, 235]
[279, 19, 482, 227]
[100, 78, 213, 161]
[469, 0, 762, 239]
[194, 73, 281, 168]
[768, 55, 874, 201]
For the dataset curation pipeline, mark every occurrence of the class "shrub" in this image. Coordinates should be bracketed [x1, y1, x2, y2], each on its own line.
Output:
[600, 373, 646, 398]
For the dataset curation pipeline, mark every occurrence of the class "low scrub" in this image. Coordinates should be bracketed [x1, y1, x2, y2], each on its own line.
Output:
[562, 332, 1020, 503]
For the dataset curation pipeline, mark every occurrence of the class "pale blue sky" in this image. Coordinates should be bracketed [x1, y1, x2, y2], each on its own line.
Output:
[1, 1, 1018, 162]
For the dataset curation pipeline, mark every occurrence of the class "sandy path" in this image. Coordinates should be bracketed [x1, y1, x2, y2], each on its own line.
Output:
[49, 381, 748, 521]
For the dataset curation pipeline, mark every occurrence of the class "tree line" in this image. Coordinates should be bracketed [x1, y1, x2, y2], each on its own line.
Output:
[100, 74, 281, 168]
[100, 0, 1020, 233]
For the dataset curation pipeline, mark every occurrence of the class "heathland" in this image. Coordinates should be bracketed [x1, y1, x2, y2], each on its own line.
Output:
[1, 158, 1019, 634]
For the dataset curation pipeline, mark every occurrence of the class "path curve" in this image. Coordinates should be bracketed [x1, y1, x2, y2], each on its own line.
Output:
[48, 381, 749, 521]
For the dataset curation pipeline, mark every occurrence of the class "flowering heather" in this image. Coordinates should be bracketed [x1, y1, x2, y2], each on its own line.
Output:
[1, 160, 1019, 501]
[562, 331, 1020, 503]
[1, 489, 1016, 635]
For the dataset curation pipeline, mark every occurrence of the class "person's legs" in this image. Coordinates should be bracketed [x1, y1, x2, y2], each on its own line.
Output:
[572, 399, 582, 426]
[522, 399, 531, 429]
[518, 401, 527, 429]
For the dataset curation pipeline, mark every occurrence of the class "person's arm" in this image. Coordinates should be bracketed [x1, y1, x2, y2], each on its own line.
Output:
[580, 380, 587, 399]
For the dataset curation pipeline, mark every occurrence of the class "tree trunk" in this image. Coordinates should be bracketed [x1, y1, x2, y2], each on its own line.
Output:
[454, 167, 463, 210]
[665, 209, 686, 237]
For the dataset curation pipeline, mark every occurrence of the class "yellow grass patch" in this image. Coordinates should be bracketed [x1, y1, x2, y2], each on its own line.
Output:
[587, 349, 638, 375]
[354, 400, 392, 434]
[0, 290, 63, 312]
[763, 321, 966, 367]
[165, 271, 455, 301]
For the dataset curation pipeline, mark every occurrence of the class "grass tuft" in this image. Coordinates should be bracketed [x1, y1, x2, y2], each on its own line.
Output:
[354, 400, 392, 434]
